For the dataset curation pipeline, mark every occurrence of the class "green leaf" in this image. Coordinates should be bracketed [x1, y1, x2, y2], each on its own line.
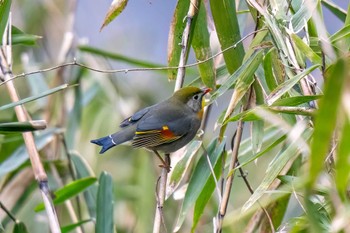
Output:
[61, 219, 92, 233]
[210, 49, 264, 103]
[167, 0, 190, 80]
[210, 0, 244, 74]
[329, 24, 350, 44]
[96, 171, 114, 233]
[0, 0, 11, 40]
[264, 48, 278, 92]
[291, 0, 318, 33]
[0, 128, 63, 178]
[13, 221, 28, 233]
[191, 150, 223, 232]
[79, 45, 164, 69]
[35, 177, 97, 211]
[335, 119, 350, 200]
[266, 65, 319, 105]
[100, 0, 128, 31]
[10, 26, 41, 46]
[0, 120, 46, 132]
[309, 58, 347, 185]
[272, 95, 322, 106]
[191, 1, 215, 89]
[290, 34, 322, 65]
[167, 140, 202, 199]
[0, 84, 70, 111]
[71, 152, 98, 218]
[321, 0, 347, 22]
[174, 138, 225, 232]
[242, 129, 312, 212]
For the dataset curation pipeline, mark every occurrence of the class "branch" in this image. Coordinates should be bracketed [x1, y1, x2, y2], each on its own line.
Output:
[0, 16, 61, 233]
[0, 29, 267, 88]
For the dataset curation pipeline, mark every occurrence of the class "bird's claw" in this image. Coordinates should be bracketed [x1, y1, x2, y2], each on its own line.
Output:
[159, 164, 171, 173]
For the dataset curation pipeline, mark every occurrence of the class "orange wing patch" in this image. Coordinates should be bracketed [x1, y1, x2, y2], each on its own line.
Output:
[161, 125, 176, 139]
[132, 125, 181, 148]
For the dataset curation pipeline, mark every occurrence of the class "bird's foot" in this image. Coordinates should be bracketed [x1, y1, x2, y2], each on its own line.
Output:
[158, 163, 171, 173]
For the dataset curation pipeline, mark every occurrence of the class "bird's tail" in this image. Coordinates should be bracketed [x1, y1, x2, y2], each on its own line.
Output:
[91, 127, 135, 154]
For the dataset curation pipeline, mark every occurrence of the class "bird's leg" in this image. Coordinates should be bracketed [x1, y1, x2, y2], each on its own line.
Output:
[153, 150, 171, 172]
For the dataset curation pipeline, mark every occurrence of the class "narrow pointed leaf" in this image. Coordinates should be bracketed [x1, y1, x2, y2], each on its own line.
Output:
[13, 221, 28, 233]
[267, 65, 319, 105]
[210, 0, 244, 74]
[242, 129, 312, 211]
[0, 0, 11, 40]
[0, 84, 69, 111]
[167, 0, 190, 80]
[210, 49, 264, 103]
[71, 152, 98, 218]
[0, 120, 46, 132]
[100, 0, 128, 31]
[61, 219, 92, 233]
[290, 34, 322, 65]
[291, 0, 318, 33]
[191, 1, 215, 89]
[191, 151, 223, 232]
[174, 139, 225, 232]
[335, 119, 350, 200]
[0, 128, 63, 178]
[167, 140, 202, 199]
[35, 177, 97, 211]
[321, 0, 347, 22]
[96, 172, 114, 233]
[309, 58, 347, 185]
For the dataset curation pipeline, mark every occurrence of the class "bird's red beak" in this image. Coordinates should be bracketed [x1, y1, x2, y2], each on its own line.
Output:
[202, 87, 212, 94]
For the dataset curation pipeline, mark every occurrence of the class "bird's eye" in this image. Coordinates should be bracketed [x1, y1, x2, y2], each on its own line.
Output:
[193, 94, 199, 100]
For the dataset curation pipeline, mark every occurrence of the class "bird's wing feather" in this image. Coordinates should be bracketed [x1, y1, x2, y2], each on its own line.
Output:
[119, 105, 153, 128]
[132, 105, 192, 148]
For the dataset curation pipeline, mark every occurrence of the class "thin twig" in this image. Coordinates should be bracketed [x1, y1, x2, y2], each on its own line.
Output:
[0, 29, 267, 88]
[0, 16, 61, 233]
[153, 154, 170, 233]
[0, 202, 17, 223]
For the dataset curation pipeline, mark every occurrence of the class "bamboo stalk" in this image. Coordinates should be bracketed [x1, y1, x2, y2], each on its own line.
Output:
[0, 18, 61, 233]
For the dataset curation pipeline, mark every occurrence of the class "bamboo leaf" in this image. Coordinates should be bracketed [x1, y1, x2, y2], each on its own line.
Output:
[96, 172, 114, 233]
[13, 221, 28, 233]
[210, 0, 244, 74]
[309, 58, 347, 185]
[100, 0, 128, 31]
[174, 139, 225, 232]
[0, 84, 70, 111]
[79, 45, 164, 69]
[191, 1, 215, 89]
[167, 140, 202, 199]
[267, 65, 319, 105]
[321, 0, 347, 22]
[210, 49, 264, 103]
[0, 120, 46, 132]
[167, 0, 190, 80]
[335, 119, 350, 200]
[242, 129, 312, 211]
[35, 177, 97, 211]
[71, 152, 98, 218]
[192, 151, 223, 232]
[61, 219, 92, 233]
[0, 0, 11, 40]
[0, 128, 63, 178]
[290, 0, 318, 33]
[290, 34, 322, 65]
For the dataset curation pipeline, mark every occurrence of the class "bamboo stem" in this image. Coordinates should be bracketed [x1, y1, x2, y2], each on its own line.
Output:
[0, 18, 61, 233]
[153, 154, 171, 233]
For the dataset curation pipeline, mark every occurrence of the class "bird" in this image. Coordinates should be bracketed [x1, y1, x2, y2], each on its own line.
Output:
[90, 86, 211, 170]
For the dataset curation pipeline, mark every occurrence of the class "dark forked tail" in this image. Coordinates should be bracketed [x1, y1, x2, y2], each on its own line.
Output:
[91, 135, 117, 154]
[91, 126, 136, 154]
